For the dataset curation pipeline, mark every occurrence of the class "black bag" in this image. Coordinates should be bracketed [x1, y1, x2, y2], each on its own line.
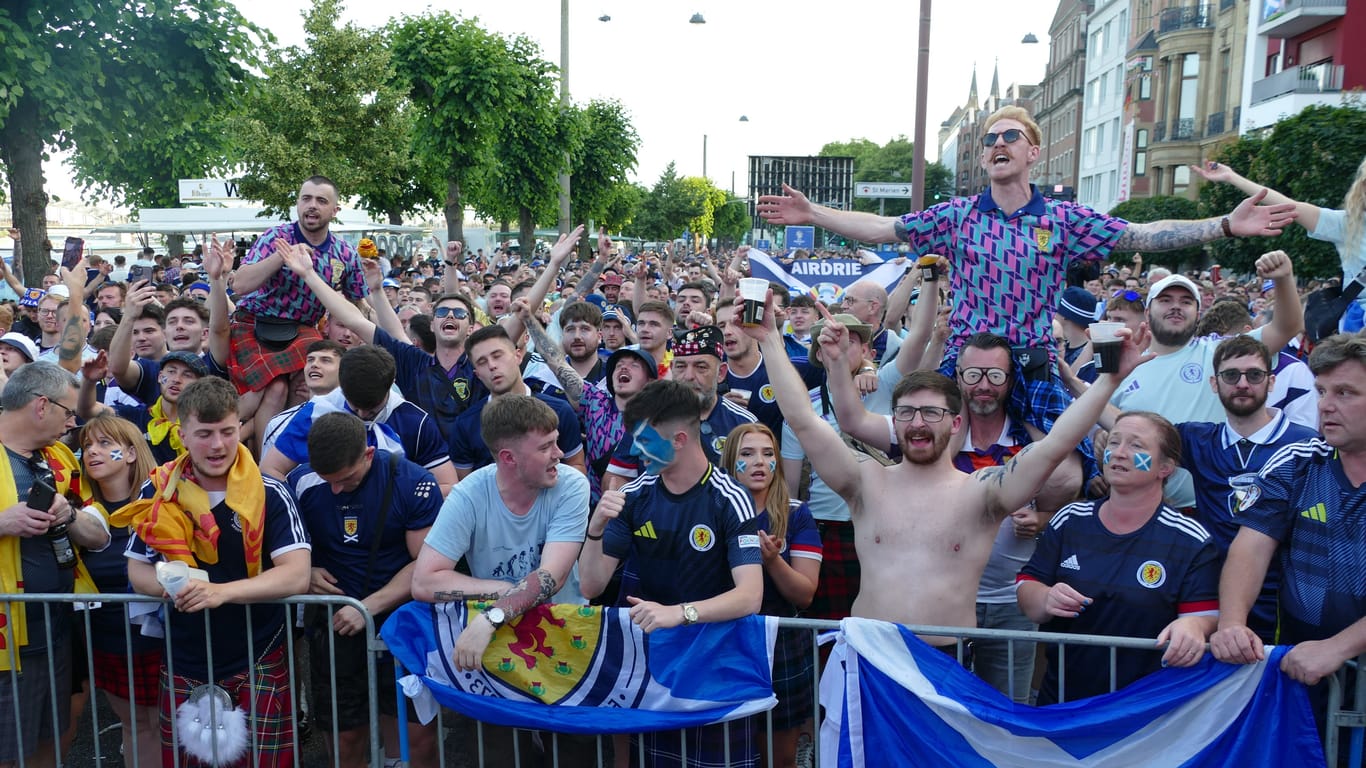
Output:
[1011, 346, 1052, 383]
[253, 315, 301, 348]
[1303, 265, 1366, 343]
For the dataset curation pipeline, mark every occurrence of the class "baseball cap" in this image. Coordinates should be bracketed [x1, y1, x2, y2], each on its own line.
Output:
[601, 274, 624, 287]
[605, 345, 659, 395]
[18, 288, 45, 308]
[46, 285, 70, 300]
[0, 332, 38, 362]
[807, 313, 873, 369]
[1146, 274, 1202, 312]
[382, 278, 400, 289]
[1057, 286, 1102, 326]
[1260, 279, 1275, 294]
[160, 350, 209, 378]
[601, 304, 625, 323]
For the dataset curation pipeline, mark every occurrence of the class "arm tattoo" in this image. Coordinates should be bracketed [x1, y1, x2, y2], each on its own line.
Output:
[526, 319, 584, 405]
[57, 312, 85, 362]
[579, 261, 607, 294]
[1113, 219, 1221, 252]
[494, 569, 559, 620]
[432, 590, 504, 603]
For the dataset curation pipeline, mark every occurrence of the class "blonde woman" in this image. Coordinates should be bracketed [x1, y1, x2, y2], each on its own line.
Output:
[77, 413, 159, 768]
[721, 423, 821, 768]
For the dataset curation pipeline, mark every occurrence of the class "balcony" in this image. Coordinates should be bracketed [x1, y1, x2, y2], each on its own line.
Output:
[1154, 121, 1166, 142]
[1158, 6, 1213, 36]
[1258, 0, 1347, 38]
[1251, 62, 1344, 104]
[1172, 117, 1196, 141]
[1206, 112, 1225, 136]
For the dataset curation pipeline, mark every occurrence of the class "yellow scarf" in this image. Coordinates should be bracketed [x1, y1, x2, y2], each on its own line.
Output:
[109, 445, 266, 575]
[145, 398, 184, 455]
[0, 442, 84, 672]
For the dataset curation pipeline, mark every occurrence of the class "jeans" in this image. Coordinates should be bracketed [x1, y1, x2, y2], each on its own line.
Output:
[973, 601, 1037, 704]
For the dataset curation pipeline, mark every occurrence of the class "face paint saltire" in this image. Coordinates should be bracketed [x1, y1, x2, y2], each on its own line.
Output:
[630, 421, 676, 475]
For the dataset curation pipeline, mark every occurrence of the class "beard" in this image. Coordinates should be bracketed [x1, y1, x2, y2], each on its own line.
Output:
[1219, 389, 1267, 418]
[966, 395, 1004, 417]
[1150, 315, 1195, 347]
[898, 427, 952, 466]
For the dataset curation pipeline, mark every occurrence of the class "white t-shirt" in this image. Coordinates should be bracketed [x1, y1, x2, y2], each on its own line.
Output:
[424, 463, 590, 604]
[1110, 327, 1266, 425]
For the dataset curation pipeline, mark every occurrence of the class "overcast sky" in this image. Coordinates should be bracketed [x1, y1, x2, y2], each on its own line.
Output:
[50, 0, 1058, 204]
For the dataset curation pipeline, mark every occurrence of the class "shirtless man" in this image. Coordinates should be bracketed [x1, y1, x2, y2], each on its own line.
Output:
[744, 294, 1149, 637]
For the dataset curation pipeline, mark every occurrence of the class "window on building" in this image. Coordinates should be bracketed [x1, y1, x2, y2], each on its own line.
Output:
[1173, 164, 1191, 194]
[1179, 54, 1200, 125]
[1140, 74, 1152, 100]
[1218, 49, 1231, 111]
[1101, 72, 1110, 104]
[1112, 118, 1121, 153]
[1135, 129, 1148, 176]
[1120, 10, 1128, 40]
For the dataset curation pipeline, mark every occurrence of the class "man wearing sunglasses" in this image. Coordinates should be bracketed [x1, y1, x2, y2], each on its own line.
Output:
[280, 246, 481, 444]
[758, 106, 1296, 452]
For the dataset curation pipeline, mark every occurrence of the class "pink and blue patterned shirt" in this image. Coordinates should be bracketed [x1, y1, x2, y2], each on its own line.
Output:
[237, 222, 369, 324]
[896, 185, 1127, 359]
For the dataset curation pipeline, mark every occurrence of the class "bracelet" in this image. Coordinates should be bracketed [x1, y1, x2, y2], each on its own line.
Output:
[1221, 216, 1233, 238]
[444, 260, 456, 267]
[858, 365, 876, 374]
[585, 531, 604, 541]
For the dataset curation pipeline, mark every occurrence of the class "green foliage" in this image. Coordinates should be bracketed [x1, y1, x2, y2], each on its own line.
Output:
[712, 198, 750, 246]
[389, 11, 525, 239]
[819, 135, 952, 215]
[1200, 104, 1366, 279]
[680, 176, 728, 243]
[1, 0, 263, 279]
[634, 163, 694, 241]
[1109, 195, 1205, 268]
[228, 0, 416, 218]
[569, 100, 640, 227]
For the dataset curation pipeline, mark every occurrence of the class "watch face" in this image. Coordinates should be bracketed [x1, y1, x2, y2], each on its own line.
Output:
[486, 607, 506, 626]
[683, 605, 699, 624]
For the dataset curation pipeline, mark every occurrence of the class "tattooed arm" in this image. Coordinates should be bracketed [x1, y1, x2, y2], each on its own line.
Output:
[56, 258, 90, 374]
[515, 298, 588, 409]
[451, 541, 580, 670]
[1113, 189, 1296, 250]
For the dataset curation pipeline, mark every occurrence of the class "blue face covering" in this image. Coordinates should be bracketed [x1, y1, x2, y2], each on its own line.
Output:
[631, 422, 676, 475]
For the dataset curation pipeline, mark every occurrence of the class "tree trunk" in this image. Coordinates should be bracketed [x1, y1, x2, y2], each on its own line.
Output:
[2, 93, 51, 287]
[167, 235, 186, 258]
[518, 207, 536, 266]
[444, 178, 464, 243]
[387, 209, 403, 226]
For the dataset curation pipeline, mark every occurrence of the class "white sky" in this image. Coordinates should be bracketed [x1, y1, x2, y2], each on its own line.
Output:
[49, 0, 1058, 204]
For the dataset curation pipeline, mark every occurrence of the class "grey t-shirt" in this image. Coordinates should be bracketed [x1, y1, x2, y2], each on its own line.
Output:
[425, 463, 590, 604]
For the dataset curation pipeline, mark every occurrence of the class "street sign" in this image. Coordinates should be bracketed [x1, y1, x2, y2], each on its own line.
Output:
[178, 178, 241, 203]
[784, 226, 815, 250]
[755, 239, 772, 251]
[854, 182, 913, 199]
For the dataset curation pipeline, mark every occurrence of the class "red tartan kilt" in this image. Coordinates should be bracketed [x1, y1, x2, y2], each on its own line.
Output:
[228, 311, 322, 394]
[92, 648, 163, 707]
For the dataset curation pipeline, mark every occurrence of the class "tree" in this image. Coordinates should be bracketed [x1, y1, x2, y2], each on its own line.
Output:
[229, 0, 418, 223]
[472, 35, 577, 258]
[680, 176, 728, 246]
[1109, 196, 1205, 269]
[569, 100, 640, 229]
[1201, 103, 1366, 279]
[598, 181, 645, 233]
[1, 0, 262, 281]
[634, 163, 694, 242]
[389, 12, 524, 242]
[712, 198, 750, 248]
[820, 135, 953, 215]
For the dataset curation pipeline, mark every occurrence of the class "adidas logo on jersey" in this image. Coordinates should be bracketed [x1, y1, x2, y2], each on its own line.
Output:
[1300, 503, 1327, 523]
[1060, 554, 1081, 571]
[634, 521, 658, 539]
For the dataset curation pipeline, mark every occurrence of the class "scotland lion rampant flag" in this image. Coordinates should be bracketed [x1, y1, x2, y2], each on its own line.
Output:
[382, 601, 777, 733]
[821, 618, 1326, 767]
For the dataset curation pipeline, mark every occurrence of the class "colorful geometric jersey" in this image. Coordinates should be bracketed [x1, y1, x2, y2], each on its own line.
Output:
[237, 221, 368, 325]
[896, 187, 1127, 360]
[1238, 438, 1366, 644]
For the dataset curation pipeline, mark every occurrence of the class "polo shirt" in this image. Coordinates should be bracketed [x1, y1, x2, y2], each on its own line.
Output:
[237, 221, 368, 324]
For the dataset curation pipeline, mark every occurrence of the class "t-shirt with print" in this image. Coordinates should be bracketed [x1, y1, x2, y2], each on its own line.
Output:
[236, 221, 368, 325]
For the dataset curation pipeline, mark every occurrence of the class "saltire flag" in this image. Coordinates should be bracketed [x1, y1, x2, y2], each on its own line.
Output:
[747, 249, 903, 305]
[382, 601, 777, 734]
[821, 618, 1326, 767]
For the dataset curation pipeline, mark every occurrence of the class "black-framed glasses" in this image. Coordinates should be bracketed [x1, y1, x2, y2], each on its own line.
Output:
[958, 367, 1009, 386]
[1216, 369, 1269, 385]
[434, 306, 469, 320]
[41, 395, 78, 423]
[980, 128, 1029, 147]
[892, 405, 955, 423]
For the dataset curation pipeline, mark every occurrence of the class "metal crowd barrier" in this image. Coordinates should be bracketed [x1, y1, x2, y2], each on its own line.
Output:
[1, 594, 1361, 767]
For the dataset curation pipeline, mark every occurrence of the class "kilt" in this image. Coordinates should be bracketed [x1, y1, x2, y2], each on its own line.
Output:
[93, 648, 163, 709]
[159, 645, 294, 767]
[228, 311, 321, 394]
[636, 719, 758, 768]
[807, 520, 858, 621]
[770, 627, 815, 732]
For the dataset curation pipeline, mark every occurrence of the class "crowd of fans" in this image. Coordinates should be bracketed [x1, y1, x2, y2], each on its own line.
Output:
[0, 104, 1365, 768]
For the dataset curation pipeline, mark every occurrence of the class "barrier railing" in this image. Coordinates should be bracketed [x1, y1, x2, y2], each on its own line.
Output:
[2, 594, 1362, 767]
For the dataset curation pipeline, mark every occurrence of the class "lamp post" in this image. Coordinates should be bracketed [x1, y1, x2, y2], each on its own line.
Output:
[556, 0, 572, 238]
[910, 0, 932, 212]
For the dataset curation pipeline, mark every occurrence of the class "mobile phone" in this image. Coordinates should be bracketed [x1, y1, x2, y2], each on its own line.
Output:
[128, 264, 151, 284]
[62, 237, 83, 270]
[27, 474, 56, 512]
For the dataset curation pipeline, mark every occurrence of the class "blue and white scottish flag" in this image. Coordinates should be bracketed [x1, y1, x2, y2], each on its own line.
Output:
[747, 249, 903, 306]
[382, 601, 777, 734]
[821, 618, 1326, 767]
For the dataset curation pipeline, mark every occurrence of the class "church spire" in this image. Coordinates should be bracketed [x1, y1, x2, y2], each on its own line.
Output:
[967, 63, 979, 110]
[990, 58, 1000, 101]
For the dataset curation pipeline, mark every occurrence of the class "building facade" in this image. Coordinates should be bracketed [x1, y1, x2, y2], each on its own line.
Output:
[1240, 0, 1366, 132]
[1036, 0, 1094, 194]
[1078, 0, 1129, 213]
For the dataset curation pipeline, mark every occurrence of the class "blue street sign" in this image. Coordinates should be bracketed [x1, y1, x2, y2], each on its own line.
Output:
[755, 239, 772, 251]
[784, 226, 815, 250]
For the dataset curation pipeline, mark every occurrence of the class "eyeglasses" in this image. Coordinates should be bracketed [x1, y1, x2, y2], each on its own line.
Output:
[36, 308, 60, 317]
[42, 396, 78, 423]
[1216, 368, 1269, 385]
[892, 405, 955, 423]
[980, 128, 1030, 147]
[434, 306, 469, 320]
[958, 367, 1009, 386]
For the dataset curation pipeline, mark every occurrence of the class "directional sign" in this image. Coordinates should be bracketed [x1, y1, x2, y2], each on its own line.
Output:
[784, 226, 815, 250]
[854, 182, 913, 199]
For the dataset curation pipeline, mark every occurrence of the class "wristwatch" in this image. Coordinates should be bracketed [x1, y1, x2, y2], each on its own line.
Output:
[681, 603, 699, 626]
[483, 607, 507, 630]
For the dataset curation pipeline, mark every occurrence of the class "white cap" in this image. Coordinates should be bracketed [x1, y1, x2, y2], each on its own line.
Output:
[1145, 274, 1202, 312]
[0, 332, 39, 362]
[46, 284, 70, 300]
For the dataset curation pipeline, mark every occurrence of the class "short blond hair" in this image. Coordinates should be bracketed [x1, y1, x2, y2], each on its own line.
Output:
[983, 106, 1041, 146]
